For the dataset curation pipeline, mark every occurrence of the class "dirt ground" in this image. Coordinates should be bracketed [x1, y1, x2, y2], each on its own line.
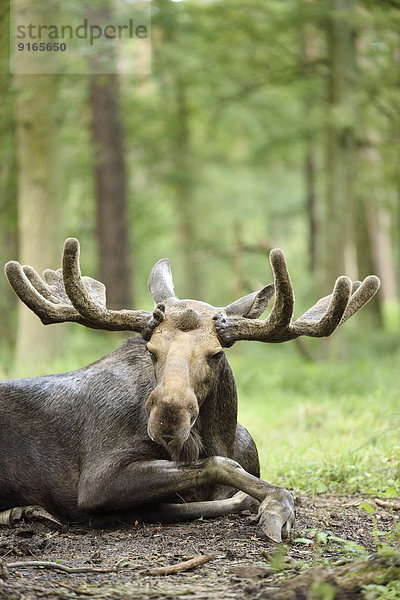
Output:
[0, 495, 399, 600]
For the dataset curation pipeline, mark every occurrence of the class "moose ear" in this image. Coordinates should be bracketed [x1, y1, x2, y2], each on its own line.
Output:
[148, 258, 177, 304]
[224, 284, 274, 319]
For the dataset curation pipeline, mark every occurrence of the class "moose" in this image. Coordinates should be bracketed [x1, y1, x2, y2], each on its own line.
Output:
[0, 238, 379, 542]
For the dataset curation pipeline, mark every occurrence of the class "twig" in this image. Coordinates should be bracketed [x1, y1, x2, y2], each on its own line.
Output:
[144, 553, 216, 576]
[375, 498, 400, 511]
[6, 560, 117, 574]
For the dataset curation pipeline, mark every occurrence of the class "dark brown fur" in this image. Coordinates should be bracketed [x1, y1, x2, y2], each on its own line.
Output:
[0, 338, 259, 520]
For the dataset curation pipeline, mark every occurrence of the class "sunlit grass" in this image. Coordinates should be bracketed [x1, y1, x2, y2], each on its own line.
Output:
[233, 330, 400, 496]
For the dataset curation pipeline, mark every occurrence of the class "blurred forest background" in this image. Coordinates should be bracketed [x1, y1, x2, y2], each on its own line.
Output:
[0, 0, 399, 493]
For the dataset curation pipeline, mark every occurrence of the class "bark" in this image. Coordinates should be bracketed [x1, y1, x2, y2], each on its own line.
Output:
[89, 73, 132, 310]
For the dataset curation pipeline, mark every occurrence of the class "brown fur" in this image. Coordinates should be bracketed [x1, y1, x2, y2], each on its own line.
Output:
[0, 239, 379, 541]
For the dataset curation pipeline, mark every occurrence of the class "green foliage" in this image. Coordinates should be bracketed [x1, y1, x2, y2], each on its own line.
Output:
[360, 501, 376, 515]
[310, 581, 336, 600]
[2, 0, 400, 363]
[294, 529, 368, 561]
[294, 518, 400, 568]
[362, 581, 400, 600]
[266, 544, 289, 571]
[233, 328, 400, 495]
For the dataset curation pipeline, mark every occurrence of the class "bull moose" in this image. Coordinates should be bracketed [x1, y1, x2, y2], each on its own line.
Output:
[0, 238, 379, 542]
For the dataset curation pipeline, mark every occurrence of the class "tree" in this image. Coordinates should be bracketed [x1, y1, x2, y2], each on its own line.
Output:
[89, 73, 132, 310]
[323, 0, 357, 289]
[85, 0, 132, 311]
[0, 0, 18, 368]
[151, 1, 204, 299]
[14, 74, 62, 367]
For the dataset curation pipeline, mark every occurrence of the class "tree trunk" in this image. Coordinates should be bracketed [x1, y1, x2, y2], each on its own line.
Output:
[89, 73, 132, 310]
[366, 204, 396, 303]
[321, 0, 358, 358]
[305, 148, 318, 274]
[355, 196, 383, 326]
[0, 0, 18, 364]
[300, 20, 320, 275]
[357, 133, 396, 320]
[394, 36, 400, 305]
[324, 0, 357, 289]
[173, 77, 202, 300]
[14, 74, 62, 367]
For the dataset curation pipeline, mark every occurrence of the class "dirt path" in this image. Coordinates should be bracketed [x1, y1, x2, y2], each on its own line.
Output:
[0, 495, 398, 599]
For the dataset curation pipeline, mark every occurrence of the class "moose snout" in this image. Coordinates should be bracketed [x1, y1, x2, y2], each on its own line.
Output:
[159, 434, 175, 444]
[145, 387, 199, 451]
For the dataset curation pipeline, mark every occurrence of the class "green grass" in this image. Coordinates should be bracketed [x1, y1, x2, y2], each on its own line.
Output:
[232, 329, 400, 497]
[1, 326, 399, 498]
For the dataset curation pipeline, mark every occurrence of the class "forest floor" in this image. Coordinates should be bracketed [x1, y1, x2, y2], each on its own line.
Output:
[1, 495, 400, 600]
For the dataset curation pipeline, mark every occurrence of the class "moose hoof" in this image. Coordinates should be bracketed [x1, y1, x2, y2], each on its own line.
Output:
[255, 489, 295, 543]
[0, 505, 62, 529]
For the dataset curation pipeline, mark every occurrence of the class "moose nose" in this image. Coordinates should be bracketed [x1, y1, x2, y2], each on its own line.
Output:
[160, 434, 175, 445]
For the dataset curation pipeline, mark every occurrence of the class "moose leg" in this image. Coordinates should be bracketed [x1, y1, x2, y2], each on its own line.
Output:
[144, 491, 258, 521]
[78, 456, 294, 542]
[0, 505, 62, 528]
[91, 491, 258, 527]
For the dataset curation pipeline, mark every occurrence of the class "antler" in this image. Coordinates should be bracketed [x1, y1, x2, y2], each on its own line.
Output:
[5, 238, 163, 337]
[214, 249, 380, 347]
